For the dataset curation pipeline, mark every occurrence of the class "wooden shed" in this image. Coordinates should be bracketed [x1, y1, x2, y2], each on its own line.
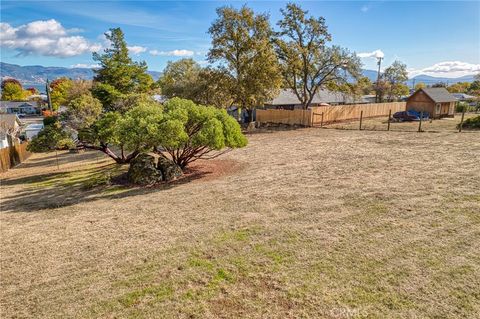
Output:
[406, 88, 456, 119]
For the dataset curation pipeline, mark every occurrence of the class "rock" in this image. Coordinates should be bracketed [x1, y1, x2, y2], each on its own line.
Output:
[157, 156, 183, 181]
[128, 153, 163, 185]
[246, 121, 256, 131]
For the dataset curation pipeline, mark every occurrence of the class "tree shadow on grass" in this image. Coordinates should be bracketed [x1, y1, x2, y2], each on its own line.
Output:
[17, 151, 106, 169]
[0, 162, 215, 213]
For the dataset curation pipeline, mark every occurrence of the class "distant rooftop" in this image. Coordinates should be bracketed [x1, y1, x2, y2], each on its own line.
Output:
[266, 89, 356, 106]
[452, 93, 476, 100]
[0, 101, 35, 108]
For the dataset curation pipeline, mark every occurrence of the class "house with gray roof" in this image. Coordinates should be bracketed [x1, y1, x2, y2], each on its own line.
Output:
[265, 89, 358, 110]
[0, 101, 38, 115]
[406, 87, 456, 118]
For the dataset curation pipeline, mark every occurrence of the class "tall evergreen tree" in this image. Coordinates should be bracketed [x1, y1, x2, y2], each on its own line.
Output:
[92, 28, 154, 111]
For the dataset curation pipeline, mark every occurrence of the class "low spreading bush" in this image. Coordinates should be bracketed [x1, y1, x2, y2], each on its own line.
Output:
[27, 121, 73, 152]
[29, 97, 248, 168]
[458, 115, 480, 130]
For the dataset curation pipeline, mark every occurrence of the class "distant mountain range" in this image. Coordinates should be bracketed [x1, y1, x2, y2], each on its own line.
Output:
[0, 62, 476, 91]
[359, 68, 475, 86]
[0, 62, 162, 87]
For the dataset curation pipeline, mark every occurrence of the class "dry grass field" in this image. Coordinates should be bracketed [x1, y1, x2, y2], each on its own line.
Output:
[1, 120, 479, 318]
[325, 112, 479, 132]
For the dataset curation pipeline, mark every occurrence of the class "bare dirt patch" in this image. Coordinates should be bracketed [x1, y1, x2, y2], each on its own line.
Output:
[183, 158, 245, 183]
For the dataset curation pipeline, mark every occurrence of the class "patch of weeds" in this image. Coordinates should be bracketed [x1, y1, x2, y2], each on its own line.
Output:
[112, 272, 156, 289]
[188, 256, 214, 271]
[342, 285, 414, 310]
[211, 268, 234, 285]
[215, 226, 262, 244]
[229, 256, 250, 275]
[254, 243, 290, 266]
[118, 284, 173, 308]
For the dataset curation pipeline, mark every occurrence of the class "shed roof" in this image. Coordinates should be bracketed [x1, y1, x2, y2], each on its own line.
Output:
[412, 88, 457, 103]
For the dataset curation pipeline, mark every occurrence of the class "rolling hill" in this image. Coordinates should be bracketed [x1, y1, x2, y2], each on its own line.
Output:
[0, 62, 475, 91]
[0, 62, 162, 87]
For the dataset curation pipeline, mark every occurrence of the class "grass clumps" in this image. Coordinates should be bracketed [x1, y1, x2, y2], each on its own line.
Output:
[118, 284, 174, 307]
[459, 115, 480, 130]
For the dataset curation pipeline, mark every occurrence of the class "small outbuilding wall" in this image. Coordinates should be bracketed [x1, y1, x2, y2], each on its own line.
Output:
[406, 88, 455, 119]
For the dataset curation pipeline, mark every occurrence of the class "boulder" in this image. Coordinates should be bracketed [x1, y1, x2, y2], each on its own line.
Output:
[246, 121, 256, 131]
[128, 153, 163, 185]
[157, 156, 183, 181]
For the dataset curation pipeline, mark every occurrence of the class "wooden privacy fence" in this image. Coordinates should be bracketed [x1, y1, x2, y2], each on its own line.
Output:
[0, 142, 30, 173]
[311, 102, 406, 125]
[256, 102, 407, 127]
[256, 109, 312, 126]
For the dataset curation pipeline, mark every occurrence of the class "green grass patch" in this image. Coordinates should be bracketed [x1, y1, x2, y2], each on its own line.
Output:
[118, 284, 174, 307]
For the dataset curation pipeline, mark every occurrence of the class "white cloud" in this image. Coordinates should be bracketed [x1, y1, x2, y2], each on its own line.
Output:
[357, 49, 385, 59]
[408, 61, 480, 78]
[149, 49, 194, 57]
[361, 5, 369, 13]
[70, 63, 100, 69]
[0, 19, 101, 57]
[127, 45, 147, 55]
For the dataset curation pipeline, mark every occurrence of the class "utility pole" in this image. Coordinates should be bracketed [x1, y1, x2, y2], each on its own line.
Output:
[46, 79, 52, 111]
[375, 56, 383, 103]
[412, 78, 416, 91]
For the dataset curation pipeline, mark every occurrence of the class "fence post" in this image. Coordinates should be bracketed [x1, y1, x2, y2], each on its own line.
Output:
[387, 109, 391, 131]
[418, 111, 423, 132]
[55, 150, 60, 170]
[359, 110, 363, 130]
[459, 107, 466, 132]
[321, 112, 324, 128]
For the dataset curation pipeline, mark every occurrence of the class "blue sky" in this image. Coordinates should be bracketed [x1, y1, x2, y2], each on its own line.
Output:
[1, 0, 479, 77]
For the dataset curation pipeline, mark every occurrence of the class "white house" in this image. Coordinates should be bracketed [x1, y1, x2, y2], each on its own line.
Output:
[0, 101, 38, 115]
[0, 114, 22, 149]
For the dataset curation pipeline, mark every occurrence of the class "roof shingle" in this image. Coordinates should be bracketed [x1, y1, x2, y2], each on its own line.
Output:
[415, 88, 457, 103]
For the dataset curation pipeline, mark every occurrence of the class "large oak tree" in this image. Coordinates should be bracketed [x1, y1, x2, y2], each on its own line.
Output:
[208, 6, 282, 121]
[274, 3, 361, 109]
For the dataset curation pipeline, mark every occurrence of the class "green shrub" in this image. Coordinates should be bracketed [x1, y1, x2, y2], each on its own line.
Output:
[458, 115, 480, 130]
[56, 137, 76, 150]
[27, 122, 72, 152]
[156, 98, 248, 168]
[43, 116, 59, 126]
